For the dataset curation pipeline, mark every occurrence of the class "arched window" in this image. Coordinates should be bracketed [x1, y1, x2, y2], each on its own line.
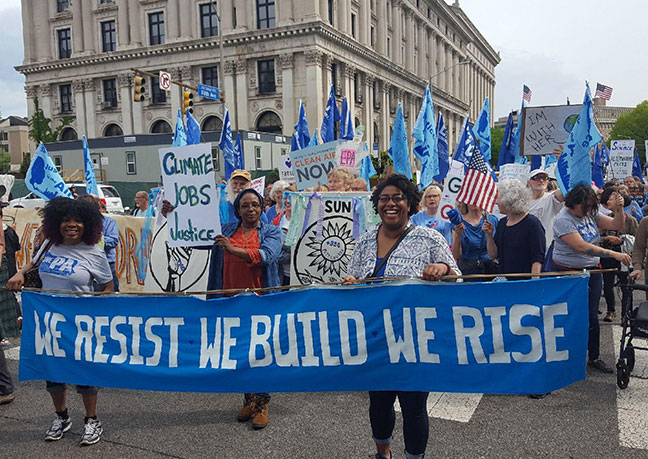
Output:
[256, 111, 282, 135]
[354, 117, 361, 128]
[201, 116, 223, 132]
[150, 120, 172, 134]
[103, 123, 123, 137]
[60, 127, 78, 141]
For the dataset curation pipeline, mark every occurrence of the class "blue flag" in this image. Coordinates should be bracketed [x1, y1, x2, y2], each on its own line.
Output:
[497, 112, 516, 170]
[512, 101, 527, 164]
[601, 142, 610, 166]
[359, 156, 377, 191]
[592, 144, 605, 188]
[320, 85, 341, 143]
[219, 109, 236, 180]
[530, 154, 543, 171]
[544, 153, 557, 170]
[293, 100, 311, 151]
[633, 149, 644, 183]
[234, 133, 244, 170]
[434, 112, 449, 182]
[307, 129, 319, 147]
[186, 111, 202, 145]
[340, 97, 355, 141]
[453, 117, 475, 168]
[474, 98, 492, 162]
[172, 109, 187, 147]
[388, 103, 412, 179]
[412, 85, 438, 190]
[556, 84, 602, 194]
[82, 136, 99, 196]
[25, 143, 73, 201]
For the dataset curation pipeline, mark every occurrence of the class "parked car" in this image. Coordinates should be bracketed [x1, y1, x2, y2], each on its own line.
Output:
[9, 183, 125, 214]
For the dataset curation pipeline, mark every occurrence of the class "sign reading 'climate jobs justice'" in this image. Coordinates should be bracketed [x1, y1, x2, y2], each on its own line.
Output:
[158, 143, 221, 248]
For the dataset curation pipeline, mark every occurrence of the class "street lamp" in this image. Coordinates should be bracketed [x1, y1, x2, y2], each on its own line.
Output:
[428, 58, 471, 88]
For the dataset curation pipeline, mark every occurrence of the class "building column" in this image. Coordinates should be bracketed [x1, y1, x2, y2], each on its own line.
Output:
[436, 39, 445, 91]
[223, 61, 237, 130]
[39, 85, 53, 125]
[392, 1, 401, 66]
[81, 1, 95, 54]
[376, 0, 386, 55]
[418, 23, 427, 78]
[339, 0, 349, 34]
[167, 0, 180, 41]
[382, 82, 391, 151]
[235, 61, 249, 130]
[221, 0, 234, 32]
[359, 0, 370, 45]
[452, 51, 458, 98]
[117, 0, 130, 47]
[427, 31, 435, 78]
[21, 6, 34, 63]
[319, 0, 328, 22]
[73, 80, 87, 137]
[84, 79, 97, 138]
[364, 75, 374, 145]
[179, 0, 192, 37]
[129, 1, 142, 46]
[71, 0, 84, 54]
[405, 11, 414, 72]
[277, 0, 294, 26]
[304, 50, 324, 133]
[118, 74, 134, 135]
[344, 65, 356, 119]
[280, 53, 295, 137]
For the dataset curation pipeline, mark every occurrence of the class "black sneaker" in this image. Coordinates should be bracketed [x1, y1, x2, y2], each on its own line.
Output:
[79, 418, 103, 446]
[44, 415, 71, 441]
[528, 392, 551, 399]
[588, 359, 614, 373]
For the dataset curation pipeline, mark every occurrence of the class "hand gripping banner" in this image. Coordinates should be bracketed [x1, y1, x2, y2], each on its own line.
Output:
[19, 275, 588, 394]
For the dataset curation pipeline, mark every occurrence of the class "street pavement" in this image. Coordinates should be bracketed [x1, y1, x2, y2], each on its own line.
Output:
[2, 305, 648, 458]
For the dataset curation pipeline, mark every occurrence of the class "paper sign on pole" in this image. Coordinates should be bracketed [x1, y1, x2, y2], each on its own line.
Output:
[250, 176, 266, 196]
[609, 139, 635, 179]
[438, 160, 465, 222]
[520, 104, 582, 156]
[499, 163, 531, 183]
[278, 155, 294, 182]
[158, 143, 221, 247]
[291, 140, 340, 190]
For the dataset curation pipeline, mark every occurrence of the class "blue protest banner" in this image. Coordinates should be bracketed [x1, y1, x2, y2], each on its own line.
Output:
[25, 143, 74, 201]
[20, 276, 588, 394]
[197, 83, 220, 101]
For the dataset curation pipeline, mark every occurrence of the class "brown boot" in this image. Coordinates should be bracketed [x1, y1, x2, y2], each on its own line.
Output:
[237, 394, 255, 422]
[251, 398, 269, 429]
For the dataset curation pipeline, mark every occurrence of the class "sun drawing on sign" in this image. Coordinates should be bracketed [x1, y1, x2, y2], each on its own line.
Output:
[304, 221, 355, 278]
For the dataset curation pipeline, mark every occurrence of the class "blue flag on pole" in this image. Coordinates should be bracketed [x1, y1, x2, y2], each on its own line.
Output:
[172, 109, 187, 147]
[359, 156, 377, 191]
[434, 112, 449, 182]
[633, 149, 644, 183]
[307, 129, 319, 147]
[219, 109, 237, 180]
[233, 133, 244, 170]
[340, 97, 355, 141]
[186, 111, 202, 145]
[530, 154, 543, 171]
[555, 84, 602, 194]
[474, 98, 492, 162]
[293, 101, 311, 151]
[453, 117, 474, 168]
[512, 101, 527, 164]
[388, 103, 412, 179]
[321, 85, 341, 143]
[497, 112, 516, 170]
[82, 136, 99, 196]
[412, 85, 438, 190]
[592, 143, 605, 188]
[25, 143, 73, 201]
[601, 142, 611, 166]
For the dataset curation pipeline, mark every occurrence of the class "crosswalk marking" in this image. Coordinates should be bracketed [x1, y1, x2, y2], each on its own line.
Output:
[4, 346, 20, 361]
[396, 392, 483, 423]
[613, 325, 648, 450]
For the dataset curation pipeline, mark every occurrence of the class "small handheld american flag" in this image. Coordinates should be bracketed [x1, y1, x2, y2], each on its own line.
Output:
[456, 151, 498, 213]
[523, 85, 532, 103]
[595, 83, 613, 100]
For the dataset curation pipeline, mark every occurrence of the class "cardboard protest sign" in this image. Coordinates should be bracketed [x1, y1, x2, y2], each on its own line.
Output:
[250, 176, 266, 196]
[336, 141, 370, 177]
[291, 141, 340, 190]
[608, 140, 635, 179]
[158, 143, 221, 247]
[521, 105, 582, 156]
[438, 160, 465, 222]
[499, 163, 531, 183]
[278, 155, 294, 182]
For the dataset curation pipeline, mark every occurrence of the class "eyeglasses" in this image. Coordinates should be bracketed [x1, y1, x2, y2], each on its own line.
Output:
[530, 175, 548, 182]
[378, 194, 406, 204]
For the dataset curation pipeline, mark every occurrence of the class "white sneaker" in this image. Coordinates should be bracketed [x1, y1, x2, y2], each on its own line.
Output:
[79, 419, 103, 446]
[44, 415, 71, 441]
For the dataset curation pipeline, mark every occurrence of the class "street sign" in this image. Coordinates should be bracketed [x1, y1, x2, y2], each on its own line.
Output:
[197, 83, 220, 101]
[159, 71, 171, 91]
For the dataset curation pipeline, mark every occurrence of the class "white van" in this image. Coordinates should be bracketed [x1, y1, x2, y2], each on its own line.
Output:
[9, 183, 125, 214]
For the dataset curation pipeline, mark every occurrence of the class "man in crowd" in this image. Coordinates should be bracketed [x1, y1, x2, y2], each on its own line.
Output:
[132, 191, 154, 217]
[350, 178, 368, 192]
[527, 169, 564, 253]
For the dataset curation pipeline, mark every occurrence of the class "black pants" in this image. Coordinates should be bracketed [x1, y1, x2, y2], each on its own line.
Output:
[601, 257, 628, 314]
[0, 349, 13, 395]
[369, 391, 429, 456]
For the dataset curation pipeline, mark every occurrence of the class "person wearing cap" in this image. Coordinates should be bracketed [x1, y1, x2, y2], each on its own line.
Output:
[527, 168, 564, 254]
[222, 169, 270, 224]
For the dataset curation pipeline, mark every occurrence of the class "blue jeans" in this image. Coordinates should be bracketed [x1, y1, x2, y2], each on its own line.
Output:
[552, 263, 602, 360]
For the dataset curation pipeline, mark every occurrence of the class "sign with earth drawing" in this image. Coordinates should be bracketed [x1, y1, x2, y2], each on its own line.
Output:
[520, 104, 582, 156]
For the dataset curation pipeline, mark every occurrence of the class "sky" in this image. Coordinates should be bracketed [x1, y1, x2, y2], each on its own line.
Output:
[0, 0, 646, 120]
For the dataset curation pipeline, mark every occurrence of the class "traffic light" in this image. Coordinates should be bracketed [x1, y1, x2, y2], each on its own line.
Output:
[182, 91, 194, 115]
[133, 76, 145, 102]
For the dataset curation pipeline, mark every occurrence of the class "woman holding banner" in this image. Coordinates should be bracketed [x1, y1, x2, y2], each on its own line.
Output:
[7, 197, 114, 446]
[208, 188, 281, 430]
[344, 174, 459, 459]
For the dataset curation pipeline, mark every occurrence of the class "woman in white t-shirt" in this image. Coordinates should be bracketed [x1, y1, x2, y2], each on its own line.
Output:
[8, 197, 113, 446]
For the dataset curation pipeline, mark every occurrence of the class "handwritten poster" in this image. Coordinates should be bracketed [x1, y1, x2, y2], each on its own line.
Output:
[158, 143, 221, 248]
[608, 139, 635, 179]
[499, 163, 531, 183]
[520, 105, 582, 156]
[250, 176, 266, 196]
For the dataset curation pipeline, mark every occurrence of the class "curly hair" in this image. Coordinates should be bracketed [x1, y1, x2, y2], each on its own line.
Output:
[564, 184, 598, 218]
[371, 174, 420, 217]
[497, 180, 531, 215]
[233, 188, 264, 221]
[40, 197, 104, 245]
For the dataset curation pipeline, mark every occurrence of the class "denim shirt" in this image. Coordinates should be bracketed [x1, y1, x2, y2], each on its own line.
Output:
[207, 221, 282, 298]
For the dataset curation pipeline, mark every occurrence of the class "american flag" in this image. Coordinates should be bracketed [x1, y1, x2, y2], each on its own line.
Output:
[456, 151, 498, 213]
[523, 85, 532, 103]
[595, 83, 613, 100]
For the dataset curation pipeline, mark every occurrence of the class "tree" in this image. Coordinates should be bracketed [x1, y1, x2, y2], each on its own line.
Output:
[371, 150, 392, 176]
[490, 126, 505, 167]
[608, 100, 648, 163]
[27, 96, 75, 144]
[0, 151, 11, 174]
[20, 153, 31, 177]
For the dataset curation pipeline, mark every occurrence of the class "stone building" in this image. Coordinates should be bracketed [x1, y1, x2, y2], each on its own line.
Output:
[0, 116, 29, 171]
[17, 0, 499, 160]
[592, 98, 633, 141]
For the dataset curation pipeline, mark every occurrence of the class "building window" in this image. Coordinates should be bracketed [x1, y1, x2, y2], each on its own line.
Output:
[202, 66, 218, 90]
[60, 127, 78, 141]
[387, 37, 391, 57]
[103, 79, 118, 108]
[256, 111, 282, 134]
[354, 73, 361, 104]
[328, 0, 334, 25]
[100, 0, 115, 3]
[101, 20, 116, 52]
[255, 146, 262, 169]
[53, 156, 63, 172]
[151, 120, 172, 133]
[233, 7, 237, 27]
[257, 59, 276, 94]
[57, 0, 69, 13]
[104, 124, 123, 137]
[373, 80, 380, 108]
[59, 84, 72, 113]
[370, 26, 375, 47]
[57, 28, 71, 59]
[256, 0, 275, 29]
[200, 3, 218, 37]
[151, 77, 167, 104]
[126, 151, 136, 175]
[149, 12, 165, 45]
[351, 13, 356, 38]
[211, 146, 220, 171]
[331, 63, 337, 93]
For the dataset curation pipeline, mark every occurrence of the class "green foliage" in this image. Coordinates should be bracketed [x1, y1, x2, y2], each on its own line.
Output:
[0, 151, 10, 174]
[20, 153, 31, 177]
[490, 126, 505, 167]
[608, 100, 648, 163]
[27, 96, 75, 144]
[370, 151, 392, 176]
